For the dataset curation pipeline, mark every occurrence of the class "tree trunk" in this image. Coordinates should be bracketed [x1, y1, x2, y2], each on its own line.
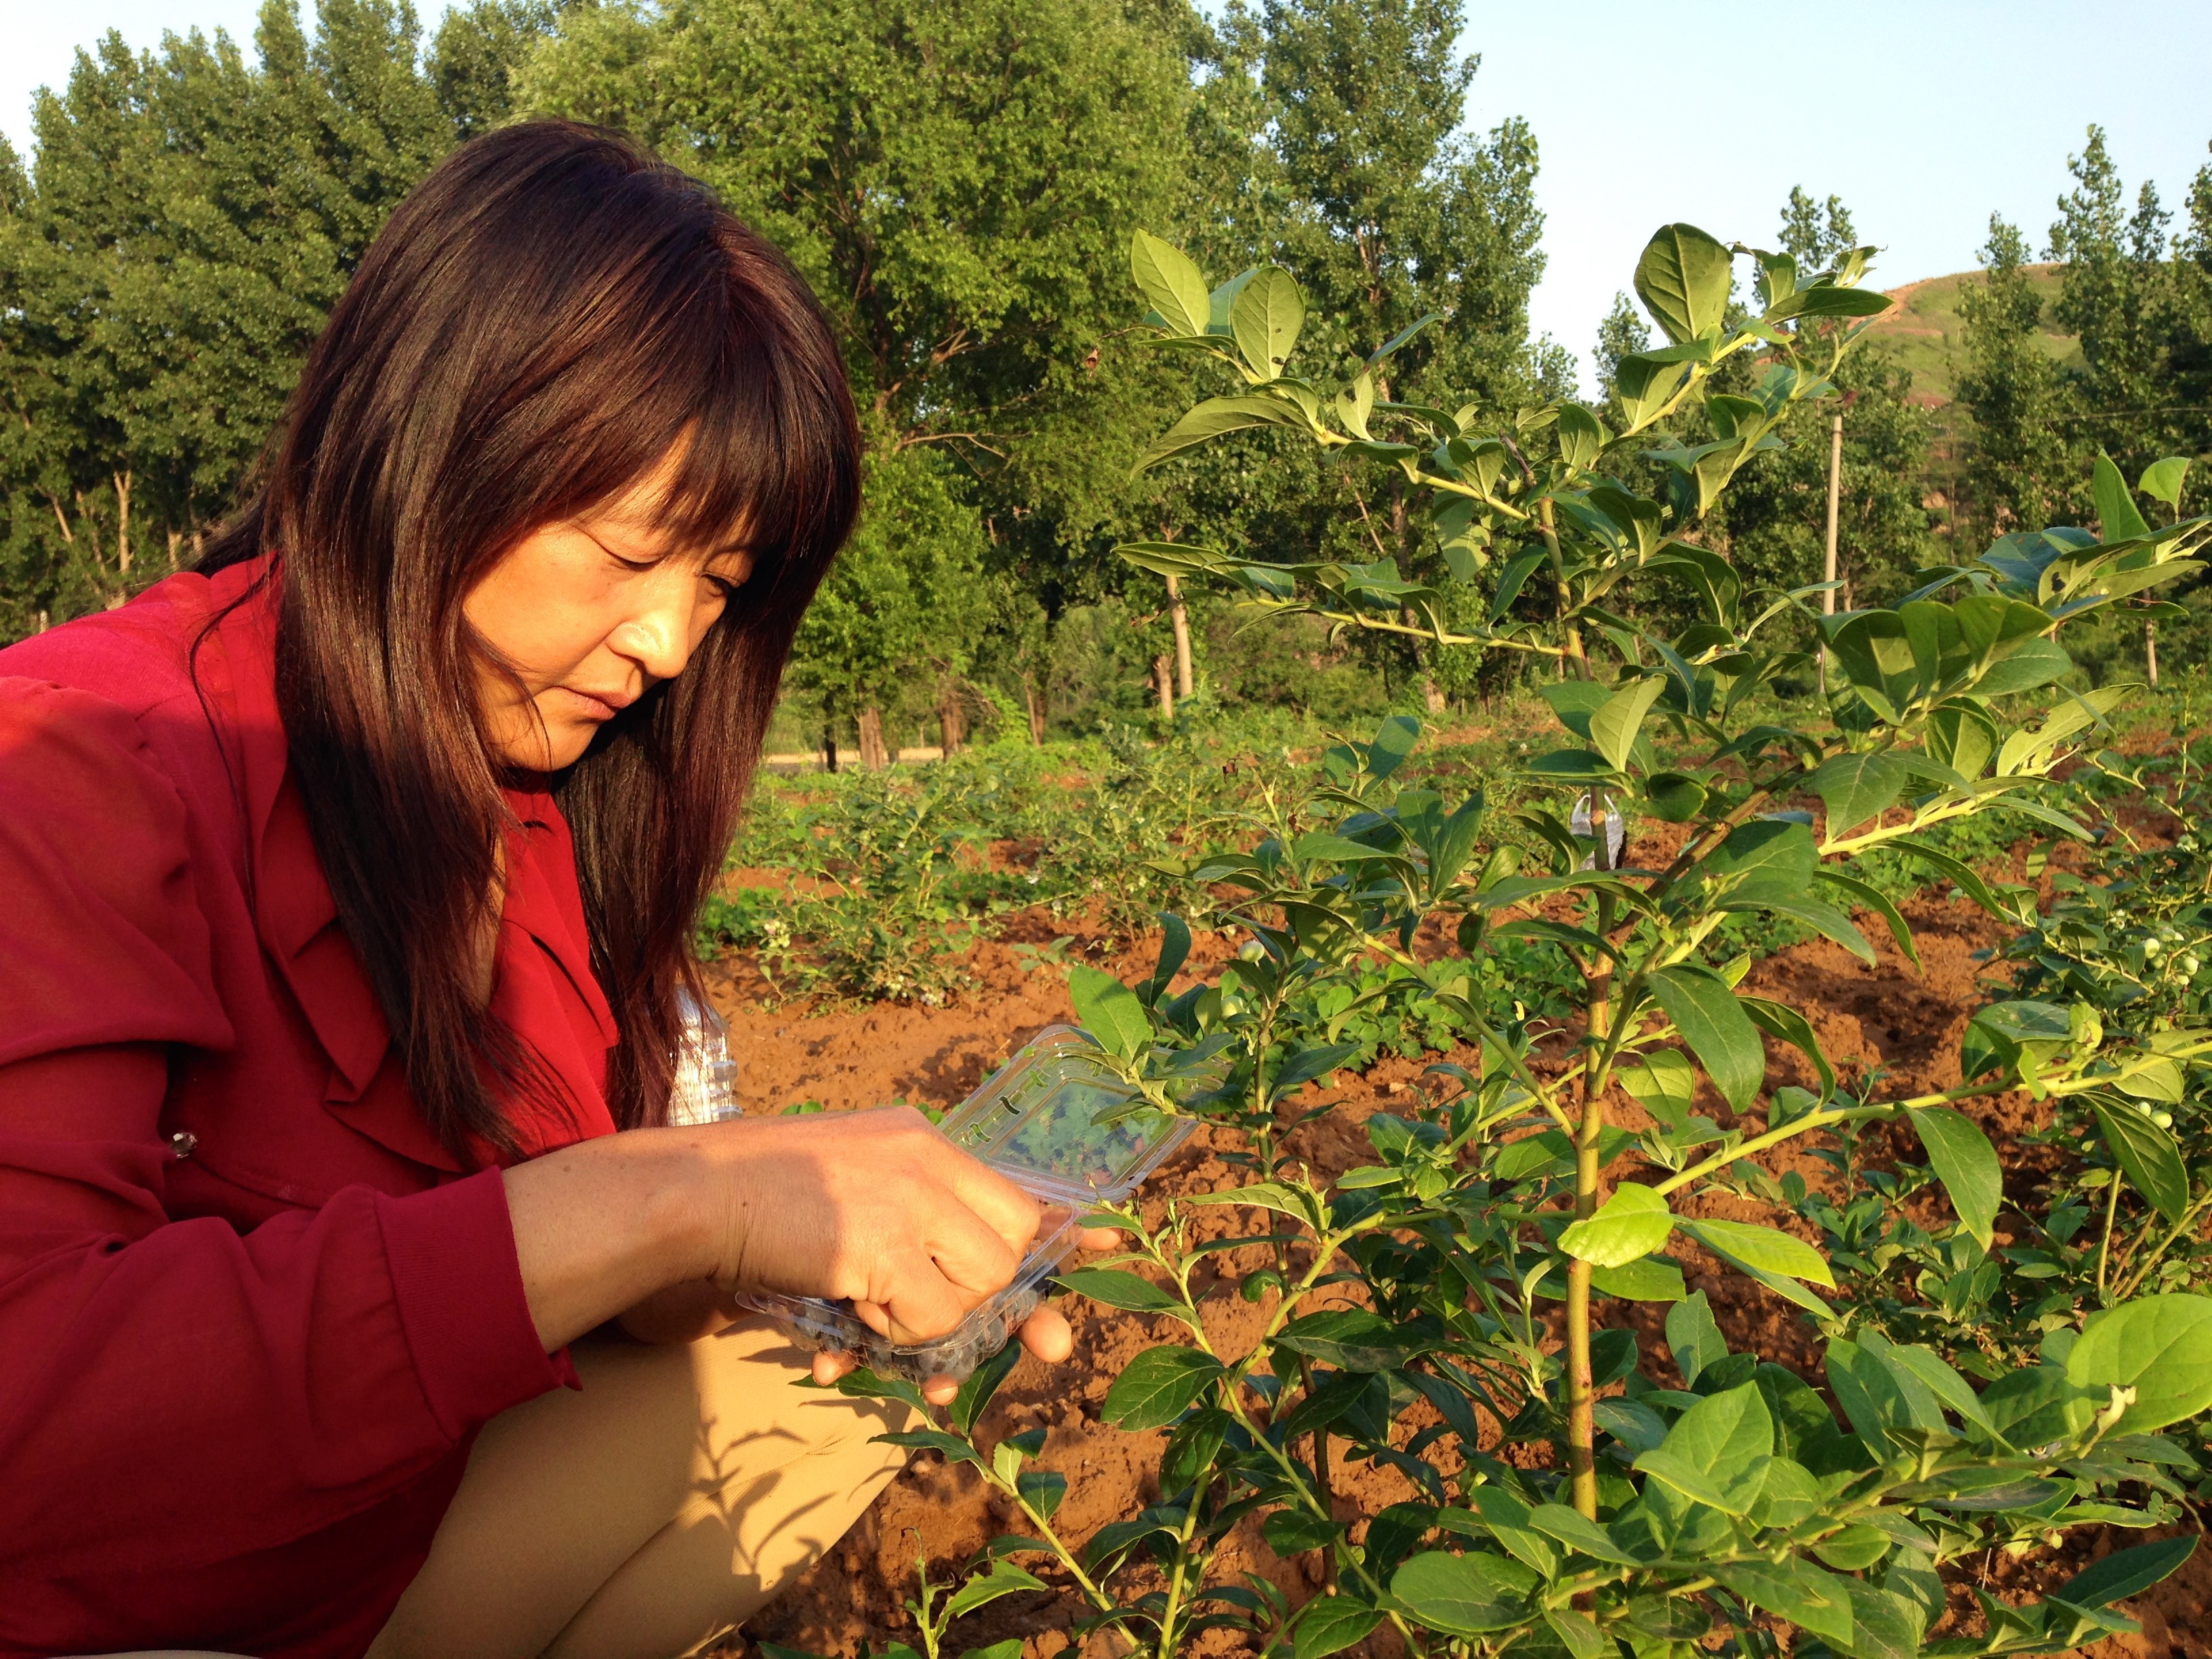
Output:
[857, 705, 889, 770]
[1422, 674, 1446, 714]
[939, 682, 966, 754]
[1166, 575, 1193, 699]
[2148, 619, 2160, 688]
[1153, 653, 1174, 718]
[821, 720, 839, 773]
[1023, 674, 1047, 745]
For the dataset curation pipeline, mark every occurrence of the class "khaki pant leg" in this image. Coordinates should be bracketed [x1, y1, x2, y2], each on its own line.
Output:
[368, 1319, 913, 1659]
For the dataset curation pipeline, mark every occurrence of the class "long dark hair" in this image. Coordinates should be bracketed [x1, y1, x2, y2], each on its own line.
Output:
[202, 121, 859, 1160]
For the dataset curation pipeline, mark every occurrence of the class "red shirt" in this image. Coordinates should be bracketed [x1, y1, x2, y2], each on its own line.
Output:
[0, 559, 619, 1657]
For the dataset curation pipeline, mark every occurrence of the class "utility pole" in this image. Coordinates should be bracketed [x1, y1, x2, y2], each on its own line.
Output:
[1820, 412, 1843, 695]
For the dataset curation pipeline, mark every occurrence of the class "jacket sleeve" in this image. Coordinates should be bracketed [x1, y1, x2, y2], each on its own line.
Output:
[0, 679, 569, 1573]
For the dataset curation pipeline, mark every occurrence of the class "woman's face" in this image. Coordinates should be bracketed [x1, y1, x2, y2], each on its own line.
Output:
[463, 472, 755, 772]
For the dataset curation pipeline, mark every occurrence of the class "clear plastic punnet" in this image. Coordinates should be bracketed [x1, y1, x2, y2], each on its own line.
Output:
[730, 1025, 1193, 1382]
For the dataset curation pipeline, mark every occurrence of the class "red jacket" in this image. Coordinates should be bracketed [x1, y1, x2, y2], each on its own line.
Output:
[0, 559, 617, 1657]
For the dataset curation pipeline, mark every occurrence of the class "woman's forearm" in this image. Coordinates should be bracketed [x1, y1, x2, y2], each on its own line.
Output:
[501, 1105, 1048, 1356]
[500, 1129, 716, 1351]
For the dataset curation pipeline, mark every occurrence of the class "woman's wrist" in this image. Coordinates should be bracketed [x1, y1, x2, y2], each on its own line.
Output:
[500, 1127, 724, 1351]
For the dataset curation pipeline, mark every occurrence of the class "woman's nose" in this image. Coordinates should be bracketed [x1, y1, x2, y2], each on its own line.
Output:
[609, 585, 705, 682]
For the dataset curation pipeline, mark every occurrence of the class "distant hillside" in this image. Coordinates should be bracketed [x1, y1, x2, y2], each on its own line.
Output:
[1861, 263, 2082, 407]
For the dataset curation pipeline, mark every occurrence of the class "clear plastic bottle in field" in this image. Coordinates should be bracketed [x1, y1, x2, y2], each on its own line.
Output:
[667, 985, 743, 1126]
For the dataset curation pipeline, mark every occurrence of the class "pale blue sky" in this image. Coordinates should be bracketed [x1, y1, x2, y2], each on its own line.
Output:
[5, 0, 2211, 388]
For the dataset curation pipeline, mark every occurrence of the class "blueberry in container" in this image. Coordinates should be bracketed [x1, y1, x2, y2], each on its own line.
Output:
[729, 1025, 1192, 1383]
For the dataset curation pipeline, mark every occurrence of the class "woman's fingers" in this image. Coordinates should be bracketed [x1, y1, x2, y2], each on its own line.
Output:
[1077, 1226, 1122, 1252]
[812, 1349, 858, 1386]
[1017, 1304, 1075, 1364]
[920, 1139, 1044, 1258]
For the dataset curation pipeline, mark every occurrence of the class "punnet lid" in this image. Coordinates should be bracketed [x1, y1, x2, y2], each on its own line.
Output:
[938, 1026, 1193, 1204]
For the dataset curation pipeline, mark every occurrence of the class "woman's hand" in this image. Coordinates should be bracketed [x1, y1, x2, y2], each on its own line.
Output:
[696, 1103, 1045, 1333]
[504, 1102, 1061, 1355]
[809, 1225, 1121, 1406]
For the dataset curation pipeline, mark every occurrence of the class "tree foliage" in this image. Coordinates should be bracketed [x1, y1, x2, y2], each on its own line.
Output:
[0, 0, 555, 635]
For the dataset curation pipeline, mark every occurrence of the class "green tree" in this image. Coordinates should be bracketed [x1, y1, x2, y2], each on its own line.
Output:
[1777, 182, 1857, 270]
[1123, 0, 1551, 711]
[1955, 215, 2074, 535]
[0, 0, 555, 640]
[1713, 188, 1934, 608]
[2047, 125, 2183, 482]
[523, 0, 1196, 747]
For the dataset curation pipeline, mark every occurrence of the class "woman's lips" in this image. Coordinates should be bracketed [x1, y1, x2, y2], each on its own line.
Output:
[556, 686, 633, 720]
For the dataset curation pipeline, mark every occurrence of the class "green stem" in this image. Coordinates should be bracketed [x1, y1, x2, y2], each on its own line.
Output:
[2096, 1172, 2123, 1303]
[1536, 497, 1588, 679]
[1155, 1458, 1216, 1659]
[2114, 1189, 2212, 1300]
[1647, 1081, 2008, 1198]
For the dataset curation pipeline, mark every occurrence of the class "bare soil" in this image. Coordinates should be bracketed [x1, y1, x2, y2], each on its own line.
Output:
[705, 830, 2211, 1659]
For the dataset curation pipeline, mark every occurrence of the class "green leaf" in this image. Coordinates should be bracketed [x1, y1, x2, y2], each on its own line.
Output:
[1271, 1041, 1363, 1097]
[1713, 1559, 1854, 1647]
[1263, 1508, 1341, 1555]
[1809, 752, 1908, 840]
[2093, 449, 2153, 542]
[1678, 1217, 1836, 1288]
[1056, 1267, 1187, 1317]
[1368, 713, 1422, 779]
[1141, 912, 1191, 1006]
[1874, 1340, 1996, 1435]
[1134, 394, 1310, 474]
[2055, 1534, 2197, 1610]
[1633, 1380, 1774, 1514]
[1273, 1308, 1440, 1372]
[1891, 836, 2022, 924]
[1815, 868, 1922, 971]
[1736, 898, 1875, 967]
[1068, 965, 1151, 1061]
[1102, 1345, 1224, 1430]
[1015, 1467, 1067, 1521]
[1591, 1256, 1687, 1301]
[1559, 1181, 1675, 1267]
[1525, 1502, 1642, 1565]
[946, 1562, 1048, 1620]
[876, 1428, 984, 1467]
[1908, 1107, 2003, 1250]
[2093, 1099, 2190, 1223]
[1130, 230, 1210, 335]
[950, 1338, 1025, 1435]
[1616, 1049, 1696, 1130]
[1740, 995, 1839, 1099]
[1542, 1610, 1609, 1659]
[1293, 1596, 1383, 1659]
[1666, 1290, 1728, 1387]
[1557, 402, 1609, 468]
[1229, 266, 1304, 380]
[2066, 1294, 2212, 1433]
[1643, 770, 1706, 823]
[1391, 1551, 1540, 1635]
[1590, 676, 1664, 772]
[1768, 283, 1893, 323]
[2139, 456, 2191, 510]
[1634, 224, 1734, 346]
[1649, 965, 1765, 1112]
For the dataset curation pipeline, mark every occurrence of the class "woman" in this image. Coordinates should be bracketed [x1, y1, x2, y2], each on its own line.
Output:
[0, 122, 1097, 1659]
